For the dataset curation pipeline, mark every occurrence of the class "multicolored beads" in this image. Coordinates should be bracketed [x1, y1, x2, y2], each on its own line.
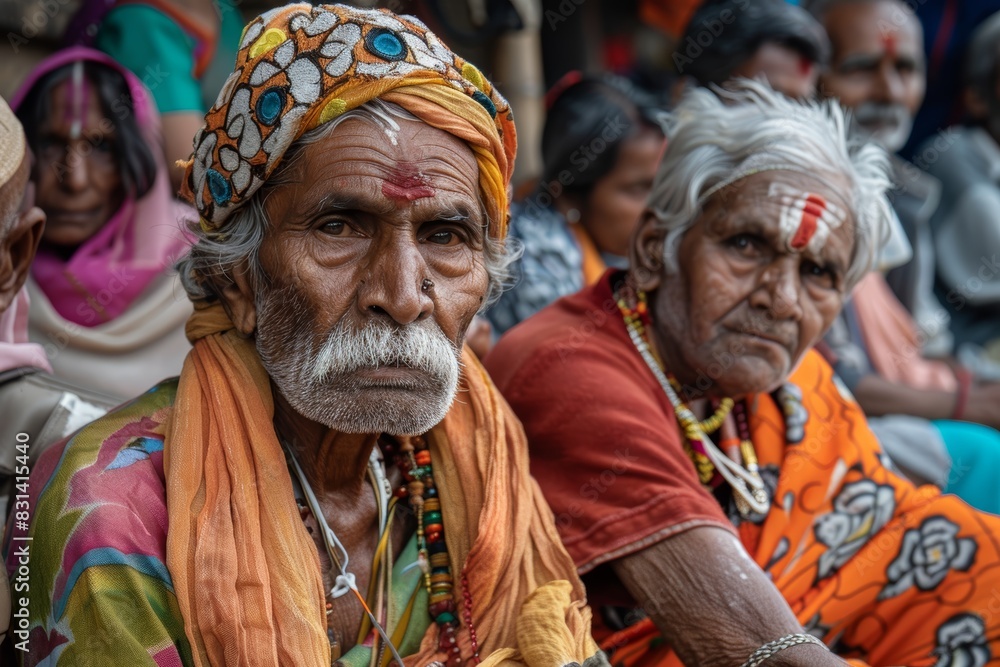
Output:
[388, 435, 478, 666]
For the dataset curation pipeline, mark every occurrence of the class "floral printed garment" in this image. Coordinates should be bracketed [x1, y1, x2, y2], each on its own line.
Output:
[598, 351, 1000, 667]
[3, 381, 191, 666]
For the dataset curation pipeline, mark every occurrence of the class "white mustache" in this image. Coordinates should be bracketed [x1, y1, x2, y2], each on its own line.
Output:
[311, 318, 460, 383]
[854, 102, 909, 126]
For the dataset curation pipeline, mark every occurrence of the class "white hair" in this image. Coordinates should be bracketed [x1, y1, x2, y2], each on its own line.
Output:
[649, 79, 894, 290]
[177, 99, 517, 309]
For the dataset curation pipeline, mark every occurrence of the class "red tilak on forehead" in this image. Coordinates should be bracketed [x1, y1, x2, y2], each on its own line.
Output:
[882, 34, 897, 57]
[789, 193, 828, 249]
[798, 56, 813, 76]
[381, 163, 435, 202]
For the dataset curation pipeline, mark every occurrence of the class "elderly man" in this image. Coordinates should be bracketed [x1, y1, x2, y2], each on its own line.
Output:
[6, 5, 601, 666]
[812, 0, 947, 338]
[486, 80, 1000, 666]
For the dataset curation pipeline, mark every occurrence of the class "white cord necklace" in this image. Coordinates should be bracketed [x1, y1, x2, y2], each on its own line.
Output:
[623, 312, 770, 516]
[283, 443, 405, 666]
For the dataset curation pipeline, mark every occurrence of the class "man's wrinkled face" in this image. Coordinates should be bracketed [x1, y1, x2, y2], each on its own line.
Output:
[820, 0, 925, 152]
[649, 171, 855, 398]
[250, 116, 487, 435]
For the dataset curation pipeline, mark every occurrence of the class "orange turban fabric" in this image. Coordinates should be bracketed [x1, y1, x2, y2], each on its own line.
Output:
[180, 3, 516, 238]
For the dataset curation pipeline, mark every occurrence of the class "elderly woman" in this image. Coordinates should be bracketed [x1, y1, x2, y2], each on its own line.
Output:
[12, 47, 193, 399]
[486, 81, 1000, 666]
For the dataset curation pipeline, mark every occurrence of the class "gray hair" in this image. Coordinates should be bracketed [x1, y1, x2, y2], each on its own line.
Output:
[649, 79, 894, 290]
[177, 99, 517, 309]
[965, 10, 1000, 104]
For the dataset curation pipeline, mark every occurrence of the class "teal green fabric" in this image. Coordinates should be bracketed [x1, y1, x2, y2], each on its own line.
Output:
[338, 534, 431, 667]
[935, 419, 1000, 515]
[96, 2, 243, 113]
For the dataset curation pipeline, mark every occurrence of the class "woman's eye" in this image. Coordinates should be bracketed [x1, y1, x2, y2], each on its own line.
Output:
[803, 261, 836, 287]
[728, 234, 758, 252]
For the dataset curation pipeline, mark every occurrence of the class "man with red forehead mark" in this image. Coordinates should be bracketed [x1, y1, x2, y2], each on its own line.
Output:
[674, 0, 829, 100]
[811, 0, 1000, 512]
[6, 4, 604, 666]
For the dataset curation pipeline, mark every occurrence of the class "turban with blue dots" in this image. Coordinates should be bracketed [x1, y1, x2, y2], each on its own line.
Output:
[180, 3, 516, 237]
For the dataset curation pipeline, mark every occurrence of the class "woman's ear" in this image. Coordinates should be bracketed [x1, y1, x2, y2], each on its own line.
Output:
[630, 210, 666, 292]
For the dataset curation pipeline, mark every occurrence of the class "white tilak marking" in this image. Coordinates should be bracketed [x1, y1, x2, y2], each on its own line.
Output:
[768, 182, 847, 255]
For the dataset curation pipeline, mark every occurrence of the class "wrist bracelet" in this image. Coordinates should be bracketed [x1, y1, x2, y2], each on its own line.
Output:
[740, 633, 827, 667]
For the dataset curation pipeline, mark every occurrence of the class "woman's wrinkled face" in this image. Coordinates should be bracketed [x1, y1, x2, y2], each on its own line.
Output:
[580, 126, 665, 259]
[644, 171, 856, 398]
[34, 77, 124, 250]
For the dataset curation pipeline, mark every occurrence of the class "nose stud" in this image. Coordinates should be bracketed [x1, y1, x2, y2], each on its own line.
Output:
[422, 279, 434, 292]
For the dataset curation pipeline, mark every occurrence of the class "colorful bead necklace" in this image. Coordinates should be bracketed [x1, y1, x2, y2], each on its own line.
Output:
[384, 435, 480, 667]
[615, 281, 769, 518]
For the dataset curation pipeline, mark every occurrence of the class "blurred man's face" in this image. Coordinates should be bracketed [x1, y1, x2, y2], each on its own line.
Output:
[820, 0, 926, 152]
[732, 41, 819, 100]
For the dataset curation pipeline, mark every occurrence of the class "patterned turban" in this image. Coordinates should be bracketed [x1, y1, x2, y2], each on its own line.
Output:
[181, 3, 516, 237]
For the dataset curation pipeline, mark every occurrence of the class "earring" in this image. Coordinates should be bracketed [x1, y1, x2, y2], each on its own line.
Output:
[565, 208, 581, 224]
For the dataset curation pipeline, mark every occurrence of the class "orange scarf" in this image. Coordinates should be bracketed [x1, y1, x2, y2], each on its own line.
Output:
[164, 303, 598, 666]
[568, 224, 608, 286]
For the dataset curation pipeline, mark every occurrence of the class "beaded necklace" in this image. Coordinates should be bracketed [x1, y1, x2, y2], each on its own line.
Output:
[382, 435, 480, 667]
[615, 281, 770, 518]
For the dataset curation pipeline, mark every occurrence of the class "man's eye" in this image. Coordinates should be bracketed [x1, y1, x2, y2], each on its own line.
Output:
[321, 220, 347, 235]
[427, 230, 456, 245]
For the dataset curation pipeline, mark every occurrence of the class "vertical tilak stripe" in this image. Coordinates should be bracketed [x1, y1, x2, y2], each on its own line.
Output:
[69, 61, 85, 140]
[789, 193, 827, 250]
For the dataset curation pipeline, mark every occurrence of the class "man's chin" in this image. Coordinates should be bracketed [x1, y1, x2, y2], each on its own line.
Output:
[286, 382, 458, 435]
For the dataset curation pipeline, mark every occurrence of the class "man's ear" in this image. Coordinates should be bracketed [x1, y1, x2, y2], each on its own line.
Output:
[0, 205, 45, 312]
[630, 209, 667, 292]
[220, 260, 258, 336]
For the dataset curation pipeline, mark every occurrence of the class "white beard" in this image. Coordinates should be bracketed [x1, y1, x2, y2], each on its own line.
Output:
[852, 102, 914, 153]
[255, 285, 462, 435]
